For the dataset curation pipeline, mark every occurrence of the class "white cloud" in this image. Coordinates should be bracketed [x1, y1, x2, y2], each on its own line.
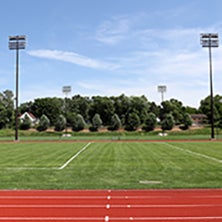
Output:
[27, 49, 118, 70]
[95, 15, 132, 45]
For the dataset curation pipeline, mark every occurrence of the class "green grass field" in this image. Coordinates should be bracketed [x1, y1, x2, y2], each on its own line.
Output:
[0, 141, 222, 189]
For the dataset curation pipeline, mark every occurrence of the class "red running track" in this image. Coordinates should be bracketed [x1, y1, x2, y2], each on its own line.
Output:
[0, 189, 222, 222]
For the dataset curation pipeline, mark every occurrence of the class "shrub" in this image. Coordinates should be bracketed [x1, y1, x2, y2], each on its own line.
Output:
[125, 112, 140, 131]
[37, 114, 50, 132]
[89, 113, 102, 132]
[72, 114, 86, 132]
[143, 112, 157, 132]
[108, 114, 121, 131]
[54, 114, 66, 132]
[19, 115, 31, 130]
[161, 113, 175, 131]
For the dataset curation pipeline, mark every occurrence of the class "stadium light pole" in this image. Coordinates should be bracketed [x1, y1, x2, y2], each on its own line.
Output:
[158, 85, 167, 103]
[200, 33, 219, 139]
[62, 86, 71, 135]
[9, 35, 26, 141]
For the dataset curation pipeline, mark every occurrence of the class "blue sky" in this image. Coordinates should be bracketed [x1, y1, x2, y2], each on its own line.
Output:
[0, 0, 222, 107]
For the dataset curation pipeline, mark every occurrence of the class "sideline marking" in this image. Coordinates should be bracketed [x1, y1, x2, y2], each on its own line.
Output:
[164, 142, 222, 164]
[2, 167, 58, 171]
[59, 142, 92, 170]
[2, 142, 92, 171]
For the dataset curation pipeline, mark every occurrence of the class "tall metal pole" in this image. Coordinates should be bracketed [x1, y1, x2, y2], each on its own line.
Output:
[161, 91, 164, 103]
[158, 85, 167, 104]
[9, 35, 26, 141]
[15, 42, 19, 141]
[62, 86, 71, 135]
[208, 40, 215, 139]
[200, 33, 218, 140]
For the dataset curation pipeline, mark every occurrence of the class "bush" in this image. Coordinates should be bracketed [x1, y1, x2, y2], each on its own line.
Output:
[180, 113, 192, 130]
[37, 114, 50, 132]
[54, 114, 66, 132]
[125, 112, 140, 131]
[161, 113, 175, 131]
[142, 112, 157, 132]
[19, 115, 31, 130]
[72, 114, 86, 132]
[108, 114, 122, 131]
[89, 114, 102, 132]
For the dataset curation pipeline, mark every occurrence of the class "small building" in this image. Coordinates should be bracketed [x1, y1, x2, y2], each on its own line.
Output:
[19, 112, 38, 126]
[190, 114, 207, 126]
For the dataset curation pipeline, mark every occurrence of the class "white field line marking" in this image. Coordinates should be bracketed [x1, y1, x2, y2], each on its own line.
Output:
[1, 143, 92, 171]
[3, 167, 58, 170]
[58, 142, 92, 170]
[164, 142, 222, 164]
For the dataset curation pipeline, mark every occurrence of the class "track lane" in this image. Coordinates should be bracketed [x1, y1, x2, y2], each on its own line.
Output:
[0, 189, 221, 222]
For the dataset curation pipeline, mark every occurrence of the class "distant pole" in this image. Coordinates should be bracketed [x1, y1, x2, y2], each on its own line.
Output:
[62, 86, 71, 134]
[158, 85, 167, 103]
[200, 33, 219, 139]
[9, 35, 26, 141]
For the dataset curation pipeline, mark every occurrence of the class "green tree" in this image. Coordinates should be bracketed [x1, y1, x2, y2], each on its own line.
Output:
[125, 112, 141, 131]
[161, 113, 175, 131]
[54, 114, 66, 132]
[180, 113, 192, 130]
[0, 90, 14, 129]
[31, 97, 63, 126]
[160, 99, 185, 125]
[143, 112, 157, 132]
[199, 95, 221, 126]
[108, 113, 122, 131]
[111, 94, 131, 125]
[90, 113, 102, 131]
[72, 114, 86, 132]
[129, 95, 151, 124]
[150, 102, 160, 117]
[89, 96, 114, 125]
[19, 114, 31, 130]
[69, 95, 91, 121]
[37, 114, 50, 132]
[185, 106, 198, 114]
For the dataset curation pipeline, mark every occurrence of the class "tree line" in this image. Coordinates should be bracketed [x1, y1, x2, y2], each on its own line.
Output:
[1, 90, 222, 132]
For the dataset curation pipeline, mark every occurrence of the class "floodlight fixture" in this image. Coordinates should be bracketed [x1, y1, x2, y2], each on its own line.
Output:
[62, 86, 71, 95]
[201, 33, 219, 47]
[9, 35, 26, 141]
[200, 33, 219, 139]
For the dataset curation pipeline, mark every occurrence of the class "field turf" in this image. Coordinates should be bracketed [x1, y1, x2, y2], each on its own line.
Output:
[0, 141, 222, 189]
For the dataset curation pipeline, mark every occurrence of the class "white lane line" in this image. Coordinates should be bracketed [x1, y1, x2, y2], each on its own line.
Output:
[0, 217, 103, 221]
[116, 216, 222, 221]
[164, 142, 222, 164]
[0, 204, 221, 208]
[0, 216, 222, 221]
[0, 204, 105, 208]
[2, 195, 222, 200]
[58, 142, 92, 170]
